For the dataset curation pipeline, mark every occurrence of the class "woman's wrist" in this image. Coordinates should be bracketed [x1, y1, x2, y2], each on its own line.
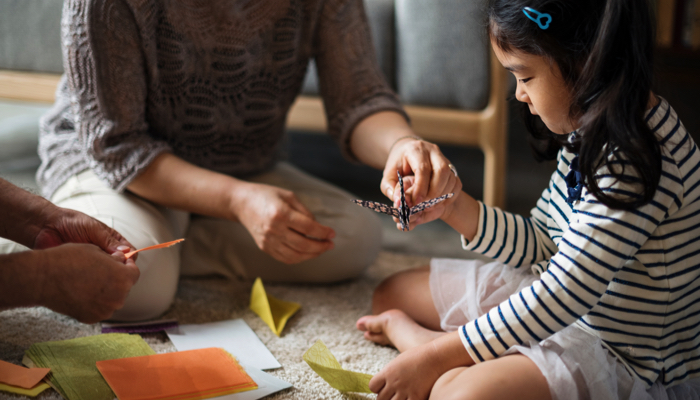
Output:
[388, 135, 422, 154]
[223, 179, 256, 223]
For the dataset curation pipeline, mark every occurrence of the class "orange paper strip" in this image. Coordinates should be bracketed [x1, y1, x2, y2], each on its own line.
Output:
[96, 347, 257, 400]
[0, 360, 50, 389]
[124, 239, 185, 259]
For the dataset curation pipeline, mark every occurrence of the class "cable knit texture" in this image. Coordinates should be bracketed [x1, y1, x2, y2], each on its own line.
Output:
[37, 0, 405, 198]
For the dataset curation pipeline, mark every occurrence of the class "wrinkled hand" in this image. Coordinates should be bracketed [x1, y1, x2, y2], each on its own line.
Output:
[233, 182, 335, 264]
[37, 244, 140, 323]
[370, 342, 445, 400]
[382, 139, 461, 224]
[33, 207, 135, 255]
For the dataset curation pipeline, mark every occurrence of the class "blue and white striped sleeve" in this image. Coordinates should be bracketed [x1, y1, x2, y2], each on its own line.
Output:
[458, 160, 679, 364]
[462, 185, 558, 269]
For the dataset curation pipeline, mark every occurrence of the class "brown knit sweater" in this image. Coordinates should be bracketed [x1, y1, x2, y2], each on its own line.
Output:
[37, 0, 405, 198]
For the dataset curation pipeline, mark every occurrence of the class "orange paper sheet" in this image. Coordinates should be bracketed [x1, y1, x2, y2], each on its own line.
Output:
[0, 360, 50, 389]
[124, 239, 185, 259]
[96, 347, 257, 400]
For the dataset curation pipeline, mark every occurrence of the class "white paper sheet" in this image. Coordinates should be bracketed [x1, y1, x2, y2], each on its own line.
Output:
[166, 319, 282, 370]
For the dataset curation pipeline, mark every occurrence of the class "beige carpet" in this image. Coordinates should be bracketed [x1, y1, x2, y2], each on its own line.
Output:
[0, 252, 430, 400]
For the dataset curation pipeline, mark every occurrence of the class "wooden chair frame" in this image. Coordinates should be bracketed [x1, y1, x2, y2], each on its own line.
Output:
[0, 50, 508, 207]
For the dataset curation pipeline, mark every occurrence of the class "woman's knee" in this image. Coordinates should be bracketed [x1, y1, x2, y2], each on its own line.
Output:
[110, 249, 180, 321]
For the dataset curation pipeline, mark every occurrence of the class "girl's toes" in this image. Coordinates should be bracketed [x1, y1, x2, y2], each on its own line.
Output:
[364, 330, 391, 346]
[357, 315, 372, 331]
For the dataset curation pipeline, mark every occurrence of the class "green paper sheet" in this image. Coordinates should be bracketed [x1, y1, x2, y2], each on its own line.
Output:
[25, 333, 155, 400]
[302, 340, 372, 393]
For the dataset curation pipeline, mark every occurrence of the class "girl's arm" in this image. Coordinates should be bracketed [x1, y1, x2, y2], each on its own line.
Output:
[440, 174, 559, 269]
[439, 190, 481, 242]
[455, 165, 672, 368]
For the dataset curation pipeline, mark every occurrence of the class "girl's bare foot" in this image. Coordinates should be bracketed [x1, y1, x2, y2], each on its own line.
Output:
[356, 309, 446, 352]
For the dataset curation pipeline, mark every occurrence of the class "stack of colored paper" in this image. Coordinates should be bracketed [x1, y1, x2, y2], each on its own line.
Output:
[97, 347, 257, 400]
[0, 360, 51, 397]
[25, 333, 156, 400]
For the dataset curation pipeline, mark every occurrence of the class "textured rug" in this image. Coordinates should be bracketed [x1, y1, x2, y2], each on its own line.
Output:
[0, 252, 430, 400]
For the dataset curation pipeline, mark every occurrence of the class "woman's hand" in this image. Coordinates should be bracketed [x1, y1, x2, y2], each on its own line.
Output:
[382, 138, 461, 206]
[387, 173, 461, 231]
[382, 140, 462, 231]
[230, 182, 335, 264]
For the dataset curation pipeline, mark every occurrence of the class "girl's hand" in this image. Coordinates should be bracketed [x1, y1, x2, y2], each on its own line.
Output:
[381, 138, 461, 207]
[370, 331, 474, 400]
[230, 182, 335, 264]
[370, 341, 444, 400]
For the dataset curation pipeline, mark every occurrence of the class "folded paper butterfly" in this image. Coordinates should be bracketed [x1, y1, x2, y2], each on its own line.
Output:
[352, 170, 454, 231]
[124, 239, 185, 259]
[302, 340, 373, 393]
[249, 278, 300, 336]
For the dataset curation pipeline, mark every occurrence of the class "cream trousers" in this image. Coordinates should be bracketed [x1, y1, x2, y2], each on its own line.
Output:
[1, 162, 382, 321]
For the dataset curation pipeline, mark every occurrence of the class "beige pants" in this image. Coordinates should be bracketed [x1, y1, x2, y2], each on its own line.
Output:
[1, 162, 382, 321]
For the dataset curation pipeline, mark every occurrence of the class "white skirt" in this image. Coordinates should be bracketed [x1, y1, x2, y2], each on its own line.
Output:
[429, 258, 700, 400]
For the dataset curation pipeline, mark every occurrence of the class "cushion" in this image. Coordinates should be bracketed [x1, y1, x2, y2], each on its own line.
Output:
[395, 0, 490, 110]
[0, 0, 63, 73]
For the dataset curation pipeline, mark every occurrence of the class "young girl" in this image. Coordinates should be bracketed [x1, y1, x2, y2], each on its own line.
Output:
[356, 0, 700, 399]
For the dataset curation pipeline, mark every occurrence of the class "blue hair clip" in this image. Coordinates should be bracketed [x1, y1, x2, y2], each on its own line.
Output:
[523, 7, 552, 30]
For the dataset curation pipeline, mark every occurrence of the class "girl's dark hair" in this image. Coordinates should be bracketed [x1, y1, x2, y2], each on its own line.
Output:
[489, 0, 661, 210]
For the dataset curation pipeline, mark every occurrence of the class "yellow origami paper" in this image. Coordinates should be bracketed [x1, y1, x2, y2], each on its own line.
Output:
[0, 382, 50, 397]
[249, 277, 300, 336]
[302, 340, 372, 393]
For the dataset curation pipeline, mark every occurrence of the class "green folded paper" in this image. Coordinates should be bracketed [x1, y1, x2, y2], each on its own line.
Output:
[303, 340, 373, 393]
[25, 333, 155, 400]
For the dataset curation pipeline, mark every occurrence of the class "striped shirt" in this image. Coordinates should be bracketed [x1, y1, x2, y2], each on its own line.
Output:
[459, 98, 700, 388]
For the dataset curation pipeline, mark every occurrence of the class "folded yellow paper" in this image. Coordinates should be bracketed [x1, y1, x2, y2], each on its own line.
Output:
[249, 278, 300, 336]
[302, 340, 372, 393]
[0, 381, 51, 397]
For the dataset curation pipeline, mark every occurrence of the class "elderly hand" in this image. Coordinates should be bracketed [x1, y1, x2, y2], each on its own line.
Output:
[36, 244, 140, 323]
[33, 207, 135, 256]
[231, 181, 335, 264]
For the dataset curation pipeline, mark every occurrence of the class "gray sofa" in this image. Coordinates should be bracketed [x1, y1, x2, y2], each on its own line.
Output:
[0, 0, 508, 206]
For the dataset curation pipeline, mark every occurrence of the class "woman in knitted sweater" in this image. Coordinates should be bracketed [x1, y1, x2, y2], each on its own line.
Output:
[22, 0, 459, 321]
